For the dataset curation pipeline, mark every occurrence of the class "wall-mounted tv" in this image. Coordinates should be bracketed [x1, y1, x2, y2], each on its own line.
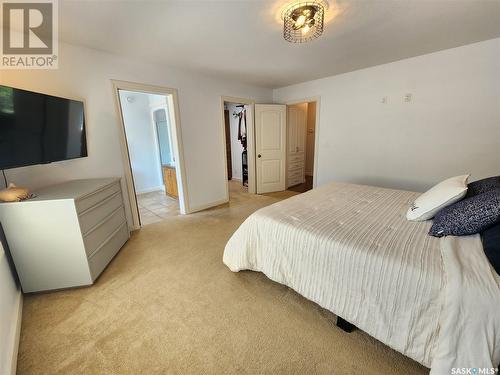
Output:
[0, 85, 87, 170]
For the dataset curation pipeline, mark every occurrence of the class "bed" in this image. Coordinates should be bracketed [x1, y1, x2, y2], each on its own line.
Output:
[223, 182, 500, 374]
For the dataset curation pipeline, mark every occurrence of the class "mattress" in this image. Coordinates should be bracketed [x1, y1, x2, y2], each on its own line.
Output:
[223, 182, 500, 373]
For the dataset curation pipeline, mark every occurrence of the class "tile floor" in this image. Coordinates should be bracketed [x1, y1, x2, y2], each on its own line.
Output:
[137, 190, 180, 226]
[136, 178, 305, 227]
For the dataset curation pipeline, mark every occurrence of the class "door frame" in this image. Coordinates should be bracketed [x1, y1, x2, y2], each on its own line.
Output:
[284, 96, 321, 189]
[111, 80, 190, 230]
[219, 96, 256, 198]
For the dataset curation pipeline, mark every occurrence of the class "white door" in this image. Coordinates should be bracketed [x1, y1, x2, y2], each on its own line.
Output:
[287, 104, 307, 187]
[255, 104, 287, 194]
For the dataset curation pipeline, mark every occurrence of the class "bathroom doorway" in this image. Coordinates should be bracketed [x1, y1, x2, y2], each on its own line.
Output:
[113, 81, 188, 229]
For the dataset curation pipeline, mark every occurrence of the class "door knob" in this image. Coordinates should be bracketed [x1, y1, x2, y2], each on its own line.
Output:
[258, 154, 262, 158]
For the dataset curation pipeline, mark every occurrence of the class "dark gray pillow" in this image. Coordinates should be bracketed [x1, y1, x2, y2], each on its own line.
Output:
[429, 189, 500, 237]
[467, 176, 500, 197]
[481, 222, 500, 275]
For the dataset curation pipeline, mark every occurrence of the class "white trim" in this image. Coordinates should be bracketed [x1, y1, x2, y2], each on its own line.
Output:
[6, 293, 22, 375]
[136, 185, 165, 195]
[220, 96, 257, 203]
[111, 80, 190, 230]
[282, 96, 321, 189]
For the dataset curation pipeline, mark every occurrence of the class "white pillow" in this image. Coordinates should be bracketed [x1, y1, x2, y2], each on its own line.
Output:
[406, 175, 470, 222]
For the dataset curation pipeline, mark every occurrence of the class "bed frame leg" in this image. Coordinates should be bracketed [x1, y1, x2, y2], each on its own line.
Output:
[337, 316, 356, 333]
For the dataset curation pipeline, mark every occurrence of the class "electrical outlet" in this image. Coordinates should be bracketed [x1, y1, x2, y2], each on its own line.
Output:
[381, 96, 388, 104]
[404, 93, 412, 102]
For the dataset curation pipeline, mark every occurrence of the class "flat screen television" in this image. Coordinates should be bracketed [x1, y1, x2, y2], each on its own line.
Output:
[0, 85, 87, 170]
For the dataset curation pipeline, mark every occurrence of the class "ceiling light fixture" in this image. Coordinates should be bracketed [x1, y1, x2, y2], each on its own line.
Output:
[282, 1, 325, 43]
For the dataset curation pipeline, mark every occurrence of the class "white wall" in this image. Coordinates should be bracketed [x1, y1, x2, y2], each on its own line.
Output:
[226, 103, 246, 180]
[0, 42, 272, 223]
[0, 242, 22, 375]
[119, 91, 163, 194]
[274, 38, 500, 192]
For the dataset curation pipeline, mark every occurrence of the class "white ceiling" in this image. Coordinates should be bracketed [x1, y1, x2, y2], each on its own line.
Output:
[59, 0, 500, 88]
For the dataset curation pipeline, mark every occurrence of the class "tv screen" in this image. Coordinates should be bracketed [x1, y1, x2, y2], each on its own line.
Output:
[0, 85, 87, 170]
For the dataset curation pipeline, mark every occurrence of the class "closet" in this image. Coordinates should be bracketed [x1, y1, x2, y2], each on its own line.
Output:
[224, 103, 248, 188]
[287, 103, 307, 187]
[224, 109, 232, 180]
[235, 105, 248, 186]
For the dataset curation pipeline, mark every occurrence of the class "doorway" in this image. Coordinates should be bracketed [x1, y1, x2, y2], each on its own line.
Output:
[220, 97, 256, 202]
[224, 102, 248, 192]
[286, 101, 317, 194]
[113, 81, 188, 229]
[220, 99, 318, 199]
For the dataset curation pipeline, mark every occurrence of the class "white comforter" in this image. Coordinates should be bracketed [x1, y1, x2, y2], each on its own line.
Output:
[223, 182, 500, 374]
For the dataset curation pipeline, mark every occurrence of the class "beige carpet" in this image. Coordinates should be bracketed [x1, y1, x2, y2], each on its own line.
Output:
[17, 182, 428, 375]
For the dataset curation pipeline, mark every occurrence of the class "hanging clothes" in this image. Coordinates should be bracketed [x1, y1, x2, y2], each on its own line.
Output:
[237, 109, 247, 149]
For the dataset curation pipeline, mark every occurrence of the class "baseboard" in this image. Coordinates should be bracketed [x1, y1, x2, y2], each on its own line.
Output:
[188, 198, 229, 214]
[136, 185, 165, 195]
[8, 292, 22, 375]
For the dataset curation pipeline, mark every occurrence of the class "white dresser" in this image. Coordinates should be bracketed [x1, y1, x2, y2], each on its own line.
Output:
[0, 178, 129, 293]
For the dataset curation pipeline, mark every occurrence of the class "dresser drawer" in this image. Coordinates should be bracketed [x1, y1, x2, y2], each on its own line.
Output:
[288, 168, 304, 180]
[88, 223, 129, 281]
[288, 176, 303, 187]
[76, 182, 121, 213]
[83, 206, 126, 257]
[288, 161, 304, 171]
[288, 153, 304, 163]
[79, 192, 124, 234]
[288, 167, 304, 186]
